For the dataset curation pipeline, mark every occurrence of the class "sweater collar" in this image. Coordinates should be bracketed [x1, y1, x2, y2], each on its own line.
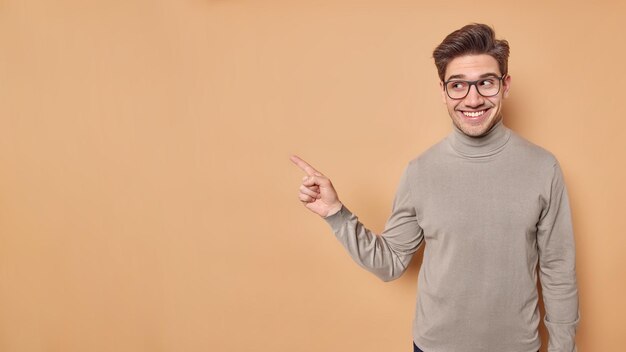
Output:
[447, 119, 511, 158]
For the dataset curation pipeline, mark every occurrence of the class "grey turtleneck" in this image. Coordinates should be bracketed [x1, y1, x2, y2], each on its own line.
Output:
[324, 120, 579, 352]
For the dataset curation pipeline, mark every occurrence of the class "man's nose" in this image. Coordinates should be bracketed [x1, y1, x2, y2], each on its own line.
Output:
[464, 85, 484, 107]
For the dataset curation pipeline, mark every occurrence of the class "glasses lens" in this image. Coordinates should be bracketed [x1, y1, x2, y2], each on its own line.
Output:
[446, 81, 469, 99]
[476, 78, 500, 97]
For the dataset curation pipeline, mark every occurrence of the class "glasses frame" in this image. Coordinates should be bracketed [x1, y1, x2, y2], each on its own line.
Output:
[443, 74, 507, 100]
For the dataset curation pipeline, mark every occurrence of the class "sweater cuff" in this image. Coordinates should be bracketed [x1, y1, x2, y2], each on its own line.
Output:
[545, 315, 579, 352]
[323, 205, 353, 232]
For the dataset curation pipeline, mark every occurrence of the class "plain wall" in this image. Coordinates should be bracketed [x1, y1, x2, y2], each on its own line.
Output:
[1, 0, 625, 351]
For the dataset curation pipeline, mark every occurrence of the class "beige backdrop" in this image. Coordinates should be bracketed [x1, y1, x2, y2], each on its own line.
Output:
[1, 1, 624, 351]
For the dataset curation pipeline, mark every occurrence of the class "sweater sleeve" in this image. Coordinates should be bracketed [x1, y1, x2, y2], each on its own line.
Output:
[537, 162, 580, 352]
[323, 166, 423, 282]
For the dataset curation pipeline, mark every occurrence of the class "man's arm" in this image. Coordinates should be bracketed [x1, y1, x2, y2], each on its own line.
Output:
[291, 155, 423, 281]
[537, 161, 580, 352]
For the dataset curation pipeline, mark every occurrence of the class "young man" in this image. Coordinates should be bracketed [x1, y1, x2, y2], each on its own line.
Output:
[291, 23, 579, 352]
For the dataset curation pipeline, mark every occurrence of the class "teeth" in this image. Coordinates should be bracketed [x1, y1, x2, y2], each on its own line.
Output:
[462, 110, 485, 117]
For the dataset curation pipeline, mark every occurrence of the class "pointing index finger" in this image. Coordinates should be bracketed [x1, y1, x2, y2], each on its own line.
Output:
[290, 155, 321, 176]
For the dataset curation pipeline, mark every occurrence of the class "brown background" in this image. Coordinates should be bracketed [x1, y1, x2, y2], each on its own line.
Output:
[1, 0, 624, 351]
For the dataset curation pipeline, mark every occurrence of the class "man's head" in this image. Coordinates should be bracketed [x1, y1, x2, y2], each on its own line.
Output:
[433, 24, 511, 137]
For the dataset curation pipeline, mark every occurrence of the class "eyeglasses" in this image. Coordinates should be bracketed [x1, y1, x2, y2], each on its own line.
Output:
[443, 74, 507, 100]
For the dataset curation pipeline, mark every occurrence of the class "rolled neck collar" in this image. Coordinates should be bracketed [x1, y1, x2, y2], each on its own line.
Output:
[447, 119, 511, 158]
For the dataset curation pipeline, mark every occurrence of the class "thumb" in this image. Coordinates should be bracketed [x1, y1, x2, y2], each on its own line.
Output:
[303, 174, 328, 187]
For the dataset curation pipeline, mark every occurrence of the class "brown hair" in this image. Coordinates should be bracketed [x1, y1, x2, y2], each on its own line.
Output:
[433, 23, 510, 81]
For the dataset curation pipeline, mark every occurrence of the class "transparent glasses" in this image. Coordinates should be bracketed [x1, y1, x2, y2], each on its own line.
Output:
[444, 74, 507, 100]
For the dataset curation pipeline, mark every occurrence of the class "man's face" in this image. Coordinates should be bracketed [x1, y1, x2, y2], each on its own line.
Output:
[440, 54, 511, 137]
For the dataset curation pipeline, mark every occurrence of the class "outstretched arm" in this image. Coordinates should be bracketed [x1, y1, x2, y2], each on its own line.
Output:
[291, 155, 423, 281]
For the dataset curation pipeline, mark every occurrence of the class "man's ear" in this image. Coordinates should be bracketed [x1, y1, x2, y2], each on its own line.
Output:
[439, 81, 447, 104]
[503, 74, 512, 98]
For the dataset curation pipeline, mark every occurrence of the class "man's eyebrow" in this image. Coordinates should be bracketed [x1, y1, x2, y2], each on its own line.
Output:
[445, 72, 501, 81]
[446, 74, 465, 80]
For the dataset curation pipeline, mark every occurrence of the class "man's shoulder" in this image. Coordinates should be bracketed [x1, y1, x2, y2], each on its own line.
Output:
[507, 129, 559, 168]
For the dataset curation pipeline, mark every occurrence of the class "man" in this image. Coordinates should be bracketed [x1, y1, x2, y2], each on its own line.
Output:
[291, 23, 579, 352]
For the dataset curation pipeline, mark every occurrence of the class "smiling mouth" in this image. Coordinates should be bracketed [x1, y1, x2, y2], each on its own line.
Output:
[461, 109, 488, 117]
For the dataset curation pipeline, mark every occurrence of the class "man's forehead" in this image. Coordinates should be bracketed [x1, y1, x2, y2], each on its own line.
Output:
[444, 54, 501, 80]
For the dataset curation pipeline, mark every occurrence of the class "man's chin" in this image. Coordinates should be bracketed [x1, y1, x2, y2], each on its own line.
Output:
[454, 120, 493, 138]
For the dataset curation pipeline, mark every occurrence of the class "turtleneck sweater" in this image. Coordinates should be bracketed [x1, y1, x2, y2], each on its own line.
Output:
[324, 120, 579, 352]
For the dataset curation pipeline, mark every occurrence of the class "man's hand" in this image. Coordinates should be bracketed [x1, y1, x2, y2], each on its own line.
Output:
[290, 155, 343, 218]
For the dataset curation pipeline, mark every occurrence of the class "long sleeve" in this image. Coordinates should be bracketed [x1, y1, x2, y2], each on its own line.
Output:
[323, 167, 424, 281]
[537, 162, 580, 352]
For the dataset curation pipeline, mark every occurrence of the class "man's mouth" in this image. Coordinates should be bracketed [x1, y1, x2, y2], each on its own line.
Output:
[461, 109, 488, 118]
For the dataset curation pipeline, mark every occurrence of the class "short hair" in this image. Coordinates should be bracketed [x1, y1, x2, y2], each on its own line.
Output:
[433, 23, 510, 81]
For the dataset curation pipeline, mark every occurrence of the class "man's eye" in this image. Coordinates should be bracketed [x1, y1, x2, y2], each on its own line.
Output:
[479, 79, 495, 86]
[450, 82, 467, 90]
